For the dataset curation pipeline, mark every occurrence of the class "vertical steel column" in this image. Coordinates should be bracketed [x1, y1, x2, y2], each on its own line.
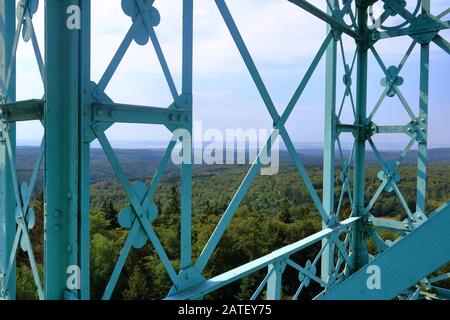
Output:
[266, 260, 283, 300]
[0, 0, 16, 299]
[352, 1, 369, 268]
[180, 0, 193, 271]
[415, 0, 430, 216]
[321, 2, 337, 281]
[79, 0, 91, 300]
[44, 0, 82, 299]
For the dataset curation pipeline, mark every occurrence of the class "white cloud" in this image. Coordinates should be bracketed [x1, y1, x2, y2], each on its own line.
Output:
[10, 0, 450, 145]
[15, 0, 450, 80]
[87, 0, 330, 79]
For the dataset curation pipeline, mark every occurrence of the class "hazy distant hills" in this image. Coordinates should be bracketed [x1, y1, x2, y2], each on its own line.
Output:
[278, 147, 450, 166]
[14, 146, 449, 183]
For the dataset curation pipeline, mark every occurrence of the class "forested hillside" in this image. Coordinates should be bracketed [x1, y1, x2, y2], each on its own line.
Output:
[13, 147, 450, 299]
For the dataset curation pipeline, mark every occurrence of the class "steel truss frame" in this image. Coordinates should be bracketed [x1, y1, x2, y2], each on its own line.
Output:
[0, 0, 449, 300]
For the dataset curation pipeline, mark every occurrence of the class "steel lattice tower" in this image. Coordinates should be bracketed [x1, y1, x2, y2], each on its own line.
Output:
[0, 0, 449, 300]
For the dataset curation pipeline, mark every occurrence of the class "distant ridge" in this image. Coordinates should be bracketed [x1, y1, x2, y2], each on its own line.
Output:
[16, 139, 450, 151]
[14, 146, 450, 167]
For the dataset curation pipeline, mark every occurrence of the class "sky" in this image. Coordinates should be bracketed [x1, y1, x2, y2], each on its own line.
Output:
[14, 0, 450, 149]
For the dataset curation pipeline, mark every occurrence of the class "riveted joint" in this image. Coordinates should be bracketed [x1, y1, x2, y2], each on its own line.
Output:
[355, 0, 376, 9]
[360, 215, 374, 233]
[408, 13, 443, 45]
[0, 287, 7, 299]
[273, 257, 288, 274]
[326, 214, 338, 228]
[406, 116, 427, 143]
[175, 94, 193, 110]
[0, 109, 10, 123]
[330, 9, 344, 41]
[352, 120, 375, 141]
[342, 65, 352, 93]
[356, 37, 371, 51]
[356, 215, 371, 234]
[0, 94, 6, 104]
[381, 66, 404, 97]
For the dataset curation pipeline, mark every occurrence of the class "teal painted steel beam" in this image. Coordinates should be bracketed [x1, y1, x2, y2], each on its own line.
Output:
[0, 99, 43, 122]
[266, 260, 284, 300]
[416, 1, 431, 216]
[321, 0, 337, 282]
[319, 201, 450, 300]
[431, 286, 450, 299]
[337, 123, 356, 133]
[167, 217, 359, 300]
[375, 125, 409, 134]
[79, 0, 91, 300]
[375, 20, 450, 41]
[338, 124, 409, 135]
[288, 0, 360, 40]
[433, 35, 450, 55]
[369, 216, 418, 233]
[352, 0, 369, 269]
[44, 0, 83, 300]
[180, 0, 194, 271]
[92, 102, 190, 127]
[0, 0, 16, 300]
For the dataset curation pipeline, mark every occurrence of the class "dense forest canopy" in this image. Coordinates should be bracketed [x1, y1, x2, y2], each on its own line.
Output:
[13, 147, 450, 299]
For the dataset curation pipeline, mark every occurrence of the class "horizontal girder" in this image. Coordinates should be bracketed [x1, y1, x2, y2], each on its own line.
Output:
[0, 99, 43, 122]
[93, 102, 191, 127]
[166, 217, 359, 300]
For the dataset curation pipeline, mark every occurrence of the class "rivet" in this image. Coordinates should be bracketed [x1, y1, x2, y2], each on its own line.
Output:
[54, 224, 61, 232]
[54, 210, 61, 218]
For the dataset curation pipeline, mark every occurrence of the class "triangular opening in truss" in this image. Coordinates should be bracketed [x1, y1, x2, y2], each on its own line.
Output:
[15, 4, 45, 101]
[335, 34, 358, 125]
[367, 39, 420, 127]
[366, 134, 417, 222]
[91, 0, 182, 109]
[427, 40, 450, 148]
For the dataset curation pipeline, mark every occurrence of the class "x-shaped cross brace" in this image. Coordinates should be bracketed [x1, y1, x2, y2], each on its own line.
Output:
[366, 137, 417, 223]
[0, 129, 44, 300]
[369, 41, 418, 122]
[193, 0, 356, 274]
[90, 0, 197, 299]
[0, 0, 45, 299]
[95, 129, 180, 299]
[380, 0, 450, 54]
